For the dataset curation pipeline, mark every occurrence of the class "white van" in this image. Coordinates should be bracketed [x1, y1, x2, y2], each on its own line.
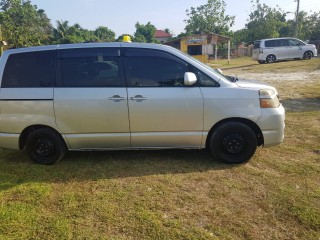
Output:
[0, 43, 285, 164]
[253, 37, 318, 63]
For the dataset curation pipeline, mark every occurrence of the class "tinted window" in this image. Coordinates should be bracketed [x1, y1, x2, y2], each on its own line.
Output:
[288, 39, 305, 46]
[196, 70, 219, 87]
[2, 51, 55, 88]
[265, 40, 275, 47]
[59, 49, 123, 87]
[125, 49, 189, 87]
[253, 41, 261, 49]
[275, 39, 289, 47]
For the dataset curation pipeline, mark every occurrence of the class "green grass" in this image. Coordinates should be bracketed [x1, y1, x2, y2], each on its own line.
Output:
[1, 58, 320, 239]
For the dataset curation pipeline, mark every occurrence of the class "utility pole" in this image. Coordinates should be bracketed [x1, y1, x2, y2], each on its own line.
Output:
[295, 0, 300, 37]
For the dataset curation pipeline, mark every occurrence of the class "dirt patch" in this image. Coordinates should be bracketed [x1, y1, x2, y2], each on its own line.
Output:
[230, 70, 320, 82]
[224, 70, 320, 111]
[281, 98, 320, 112]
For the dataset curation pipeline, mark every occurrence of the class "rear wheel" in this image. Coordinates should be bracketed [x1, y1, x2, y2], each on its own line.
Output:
[26, 128, 67, 165]
[303, 51, 312, 60]
[266, 54, 276, 63]
[210, 122, 257, 164]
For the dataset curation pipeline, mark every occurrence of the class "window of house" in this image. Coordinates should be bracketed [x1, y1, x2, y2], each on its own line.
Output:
[187, 45, 202, 55]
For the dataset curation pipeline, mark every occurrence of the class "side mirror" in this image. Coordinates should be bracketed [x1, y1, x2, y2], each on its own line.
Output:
[184, 72, 197, 86]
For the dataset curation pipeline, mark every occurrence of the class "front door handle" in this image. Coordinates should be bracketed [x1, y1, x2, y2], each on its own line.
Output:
[109, 95, 126, 102]
[130, 95, 147, 102]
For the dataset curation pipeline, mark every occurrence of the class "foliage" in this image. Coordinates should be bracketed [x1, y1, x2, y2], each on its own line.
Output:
[184, 0, 235, 35]
[53, 21, 116, 44]
[245, 0, 287, 43]
[134, 22, 159, 43]
[0, 0, 53, 47]
[52, 20, 97, 44]
[94, 26, 115, 42]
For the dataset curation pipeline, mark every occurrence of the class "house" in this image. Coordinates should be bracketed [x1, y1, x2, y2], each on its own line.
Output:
[166, 33, 231, 63]
[154, 30, 172, 43]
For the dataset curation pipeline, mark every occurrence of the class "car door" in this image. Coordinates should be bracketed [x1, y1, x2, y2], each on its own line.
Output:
[288, 39, 304, 58]
[274, 39, 289, 60]
[123, 48, 204, 148]
[54, 48, 130, 149]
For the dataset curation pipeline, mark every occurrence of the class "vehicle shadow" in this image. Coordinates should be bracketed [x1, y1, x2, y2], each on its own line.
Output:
[0, 148, 239, 191]
[282, 97, 320, 112]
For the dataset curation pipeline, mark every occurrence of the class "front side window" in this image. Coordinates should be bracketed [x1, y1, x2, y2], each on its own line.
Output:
[2, 51, 55, 88]
[125, 49, 189, 87]
[289, 39, 306, 46]
[59, 48, 123, 87]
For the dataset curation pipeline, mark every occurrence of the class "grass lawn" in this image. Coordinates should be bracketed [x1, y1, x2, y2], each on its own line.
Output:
[0, 58, 320, 239]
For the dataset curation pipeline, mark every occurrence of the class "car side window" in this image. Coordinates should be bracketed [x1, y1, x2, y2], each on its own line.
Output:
[275, 39, 289, 47]
[265, 40, 275, 47]
[124, 49, 189, 87]
[195, 69, 220, 87]
[289, 39, 305, 46]
[58, 48, 124, 87]
[2, 51, 55, 88]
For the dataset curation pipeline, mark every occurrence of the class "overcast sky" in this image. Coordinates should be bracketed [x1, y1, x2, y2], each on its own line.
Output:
[31, 0, 320, 37]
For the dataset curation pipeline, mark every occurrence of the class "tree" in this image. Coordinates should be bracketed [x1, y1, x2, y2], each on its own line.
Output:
[94, 26, 115, 42]
[53, 21, 98, 44]
[184, 0, 235, 35]
[134, 22, 158, 43]
[0, 0, 53, 47]
[245, 0, 287, 43]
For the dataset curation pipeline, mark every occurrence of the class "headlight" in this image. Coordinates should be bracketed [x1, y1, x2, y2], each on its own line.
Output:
[259, 89, 280, 108]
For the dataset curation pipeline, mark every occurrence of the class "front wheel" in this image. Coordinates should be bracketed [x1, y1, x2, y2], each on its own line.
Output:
[26, 128, 67, 165]
[303, 51, 312, 60]
[210, 122, 257, 164]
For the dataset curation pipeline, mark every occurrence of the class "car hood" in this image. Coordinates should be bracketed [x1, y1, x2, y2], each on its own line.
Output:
[235, 78, 277, 92]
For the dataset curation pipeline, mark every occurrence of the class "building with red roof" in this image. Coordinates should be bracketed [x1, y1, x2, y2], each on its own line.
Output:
[154, 30, 172, 43]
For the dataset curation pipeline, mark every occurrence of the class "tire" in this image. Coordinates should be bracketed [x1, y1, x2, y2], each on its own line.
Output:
[266, 55, 276, 63]
[26, 128, 67, 165]
[303, 51, 312, 60]
[210, 122, 257, 164]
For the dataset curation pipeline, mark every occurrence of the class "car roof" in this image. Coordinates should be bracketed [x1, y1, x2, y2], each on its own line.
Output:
[257, 37, 298, 42]
[4, 42, 174, 54]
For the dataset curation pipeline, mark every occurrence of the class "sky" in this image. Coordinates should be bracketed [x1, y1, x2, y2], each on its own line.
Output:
[30, 0, 320, 37]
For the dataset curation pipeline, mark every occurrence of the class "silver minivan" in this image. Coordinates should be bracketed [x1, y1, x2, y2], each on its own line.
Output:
[0, 43, 285, 164]
[253, 37, 318, 63]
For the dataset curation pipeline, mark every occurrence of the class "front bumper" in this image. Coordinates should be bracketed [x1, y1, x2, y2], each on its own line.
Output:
[256, 104, 285, 147]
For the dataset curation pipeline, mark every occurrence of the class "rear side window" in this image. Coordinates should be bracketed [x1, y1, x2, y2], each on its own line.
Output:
[275, 39, 289, 47]
[2, 51, 55, 88]
[58, 48, 123, 87]
[265, 40, 275, 47]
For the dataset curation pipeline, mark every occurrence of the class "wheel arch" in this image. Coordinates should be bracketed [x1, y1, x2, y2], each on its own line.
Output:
[266, 54, 276, 63]
[19, 125, 67, 150]
[304, 50, 313, 58]
[205, 118, 264, 149]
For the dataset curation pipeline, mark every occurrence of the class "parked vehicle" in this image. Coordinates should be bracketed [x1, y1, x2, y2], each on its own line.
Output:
[252, 37, 318, 64]
[0, 43, 285, 164]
